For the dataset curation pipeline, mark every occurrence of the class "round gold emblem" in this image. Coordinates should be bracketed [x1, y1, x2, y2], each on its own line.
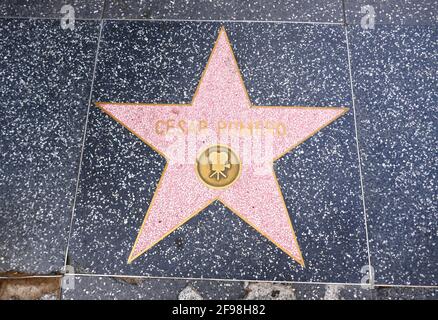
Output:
[196, 145, 241, 189]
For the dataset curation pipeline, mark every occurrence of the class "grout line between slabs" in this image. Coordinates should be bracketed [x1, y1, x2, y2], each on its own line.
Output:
[341, 0, 348, 25]
[69, 274, 438, 289]
[100, 18, 344, 25]
[62, 20, 104, 270]
[2, 15, 437, 26]
[100, 0, 109, 21]
[0, 15, 344, 25]
[344, 26, 373, 280]
[1, 273, 436, 290]
[81, 274, 438, 289]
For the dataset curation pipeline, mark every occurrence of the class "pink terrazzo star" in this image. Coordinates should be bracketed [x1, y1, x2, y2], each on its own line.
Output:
[97, 27, 348, 266]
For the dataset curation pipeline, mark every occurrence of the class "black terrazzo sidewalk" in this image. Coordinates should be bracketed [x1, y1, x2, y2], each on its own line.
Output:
[0, 0, 436, 300]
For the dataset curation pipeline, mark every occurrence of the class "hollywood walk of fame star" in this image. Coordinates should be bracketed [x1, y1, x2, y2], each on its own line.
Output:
[96, 27, 348, 266]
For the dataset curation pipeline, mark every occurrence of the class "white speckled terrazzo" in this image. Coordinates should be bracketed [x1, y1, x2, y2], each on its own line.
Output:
[0, 1, 436, 300]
